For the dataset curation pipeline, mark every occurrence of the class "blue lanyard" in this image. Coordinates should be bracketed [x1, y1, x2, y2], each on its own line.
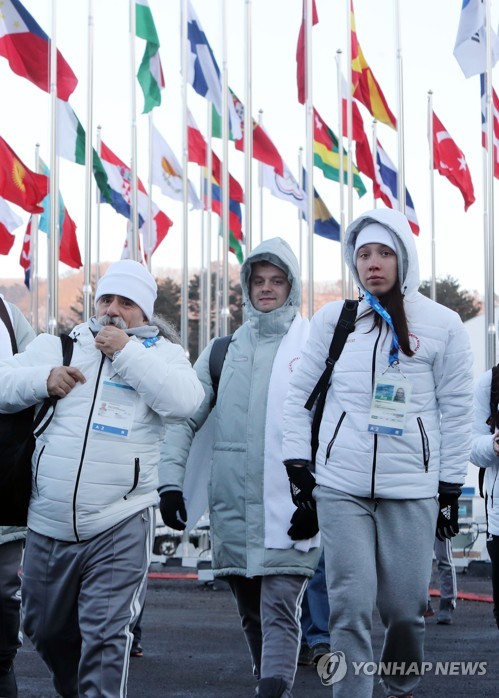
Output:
[364, 290, 400, 366]
[142, 336, 160, 349]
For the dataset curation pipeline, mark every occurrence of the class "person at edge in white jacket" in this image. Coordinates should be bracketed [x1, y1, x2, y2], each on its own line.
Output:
[0, 260, 204, 698]
[282, 208, 473, 698]
[470, 368, 499, 631]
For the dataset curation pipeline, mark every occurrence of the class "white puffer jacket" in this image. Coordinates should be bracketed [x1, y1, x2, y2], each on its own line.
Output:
[282, 208, 473, 499]
[0, 321, 204, 542]
[470, 370, 499, 535]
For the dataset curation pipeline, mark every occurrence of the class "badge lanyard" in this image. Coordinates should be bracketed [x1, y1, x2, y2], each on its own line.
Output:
[364, 289, 400, 367]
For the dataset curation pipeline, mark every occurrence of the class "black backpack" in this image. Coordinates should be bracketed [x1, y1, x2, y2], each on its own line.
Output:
[208, 334, 233, 407]
[0, 300, 74, 526]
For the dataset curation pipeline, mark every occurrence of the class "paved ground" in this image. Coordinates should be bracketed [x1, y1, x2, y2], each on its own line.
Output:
[13, 561, 499, 697]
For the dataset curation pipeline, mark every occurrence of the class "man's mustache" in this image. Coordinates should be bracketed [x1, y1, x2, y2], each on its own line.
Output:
[96, 315, 128, 330]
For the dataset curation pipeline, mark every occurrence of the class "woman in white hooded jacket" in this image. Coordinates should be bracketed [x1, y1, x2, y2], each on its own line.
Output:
[282, 208, 473, 698]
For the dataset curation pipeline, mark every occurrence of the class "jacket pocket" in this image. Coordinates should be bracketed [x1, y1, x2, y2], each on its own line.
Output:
[124, 457, 140, 499]
[417, 417, 430, 472]
[325, 411, 347, 463]
[34, 445, 45, 494]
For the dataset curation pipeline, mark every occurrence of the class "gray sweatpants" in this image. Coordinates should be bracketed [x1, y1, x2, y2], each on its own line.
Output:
[21, 508, 154, 698]
[316, 487, 437, 698]
[226, 574, 308, 697]
[434, 536, 457, 609]
[0, 540, 23, 666]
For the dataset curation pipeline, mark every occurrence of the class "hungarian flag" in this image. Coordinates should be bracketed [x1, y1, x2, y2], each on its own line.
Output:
[0, 196, 23, 254]
[313, 107, 366, 197]
[0, 135, 48, 213]
[432, 112, 475, 211]
[296, 0, 318, 104]
[350, 0, 396, 129]
[0, 0, 77, 100]
[212, 90, 285, 176]
[135, 0, 165, 113]
[187, 110, 244, 203]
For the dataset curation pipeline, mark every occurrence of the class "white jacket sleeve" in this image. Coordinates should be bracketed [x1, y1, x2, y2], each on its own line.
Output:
[111, 337, 204, 422]
[470, 370, 497, 470]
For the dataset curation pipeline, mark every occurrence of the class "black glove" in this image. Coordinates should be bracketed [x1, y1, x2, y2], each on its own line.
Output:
[436, 491, 460, 541]
[284, 461, 316, 510]
[159, 490, 187, 531]
[287, 507, 319, 541]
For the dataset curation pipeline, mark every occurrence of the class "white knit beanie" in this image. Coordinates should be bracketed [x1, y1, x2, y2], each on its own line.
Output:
[354, 223, 397, 258]
[94, 260, 157, 321]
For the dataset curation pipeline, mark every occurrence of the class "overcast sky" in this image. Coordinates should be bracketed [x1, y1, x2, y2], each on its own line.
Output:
[0, 0, 493, 294]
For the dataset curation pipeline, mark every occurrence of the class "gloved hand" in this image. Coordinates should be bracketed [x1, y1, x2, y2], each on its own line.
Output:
[436, 491, 460, 541]
[287, 507, 319, 541]
[159, 490, 187, 531]
[284, 461, 316, 510]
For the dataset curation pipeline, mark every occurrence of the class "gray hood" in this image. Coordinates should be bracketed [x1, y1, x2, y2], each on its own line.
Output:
[344, 208, 420, 299]
[241, 237, 301, 321]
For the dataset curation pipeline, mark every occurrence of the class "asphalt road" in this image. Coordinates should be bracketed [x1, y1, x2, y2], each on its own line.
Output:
[13, 561, 499, 697]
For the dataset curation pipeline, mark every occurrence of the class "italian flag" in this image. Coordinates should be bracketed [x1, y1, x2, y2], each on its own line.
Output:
[56, 99, 112, 204]
[136, 0, 165, 113]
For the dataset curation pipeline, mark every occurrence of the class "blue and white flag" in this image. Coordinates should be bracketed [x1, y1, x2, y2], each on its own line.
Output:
[453, 0, 499, 78]
[375, 141, 420, 235]
[186, 1, 242, 139]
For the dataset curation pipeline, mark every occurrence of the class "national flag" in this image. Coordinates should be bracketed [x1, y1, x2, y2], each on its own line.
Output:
[301, 168, 340, 241]
[432, 111, 475, 211]
[99, 141, 147, 225]
[203, 169, 244, 263]
[186, 1, 242, 139]
[38, 159, 82, 269]
[0, 196, 23, 254]
[454, 0, 499, 78]
[135, 0, 165, 113]
[0, 0, 77, 100]
[212, 90, 285, 175]
[296, 0, 319, 104]
[261, 161, 307, 215]
[151, 125, 201, 208]
[480, 74, 499, 179]
[0, 135, 48, 213]
[313, 107, 366, 197]
[19, 216, 32, 287]
[375, 140, 419, 235]
[141, 202, 173, 261]
[187, 110, 244, 203]
[350, 0, 396, 129]
[56, 99, 112, 204]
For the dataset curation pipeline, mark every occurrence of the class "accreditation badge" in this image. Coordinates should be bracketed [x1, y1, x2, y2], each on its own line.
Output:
[91, 380, 138, 438]
[368, 373, 412, 437]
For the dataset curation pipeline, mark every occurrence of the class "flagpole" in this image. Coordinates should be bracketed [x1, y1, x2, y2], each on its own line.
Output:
[305, 0, 314, 318]
[199, 167, 206, 355]
[83, 0, 95, 320]
[395, 0, 405, 213]
[345, 0, 354, 299]
[298, 148, 304, 311]
[371, 119, 377, 209]
[146, 113, 153, 272]
[258, 109, 264, 244]
[95, 125, 102, 285]
[181, 0, 189, 351]
[221, 0, 230, 336]
[484, 0, 496, 369]
[427, 91, 436, 301]
[244, 0, 253, 254]
[32, 145, 40, 333]
[206, 106, 213, 345]
[336, 49, 346, 300]
[129, 0, 139, 261]
[48, 0, 59, 335]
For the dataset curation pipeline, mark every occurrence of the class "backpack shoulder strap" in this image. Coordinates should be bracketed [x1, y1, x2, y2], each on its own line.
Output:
[0, 298, 17, 354]
[209, 334, 233, 407]
[34, 334, 75, 435]
[305, 299, 358, 468]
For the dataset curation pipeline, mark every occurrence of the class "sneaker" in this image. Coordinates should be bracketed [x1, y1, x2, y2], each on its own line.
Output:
[0, 664, 18, 698]
[130, 641, 143, 658]
[423, 600, 435, 618]
[297, 644, 314, 666]
[311, 643, 331, 664]
[436, 607, 453, 625]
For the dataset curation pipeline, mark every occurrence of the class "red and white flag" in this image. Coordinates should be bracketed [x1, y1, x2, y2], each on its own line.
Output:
[432, 112, 475, 211]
